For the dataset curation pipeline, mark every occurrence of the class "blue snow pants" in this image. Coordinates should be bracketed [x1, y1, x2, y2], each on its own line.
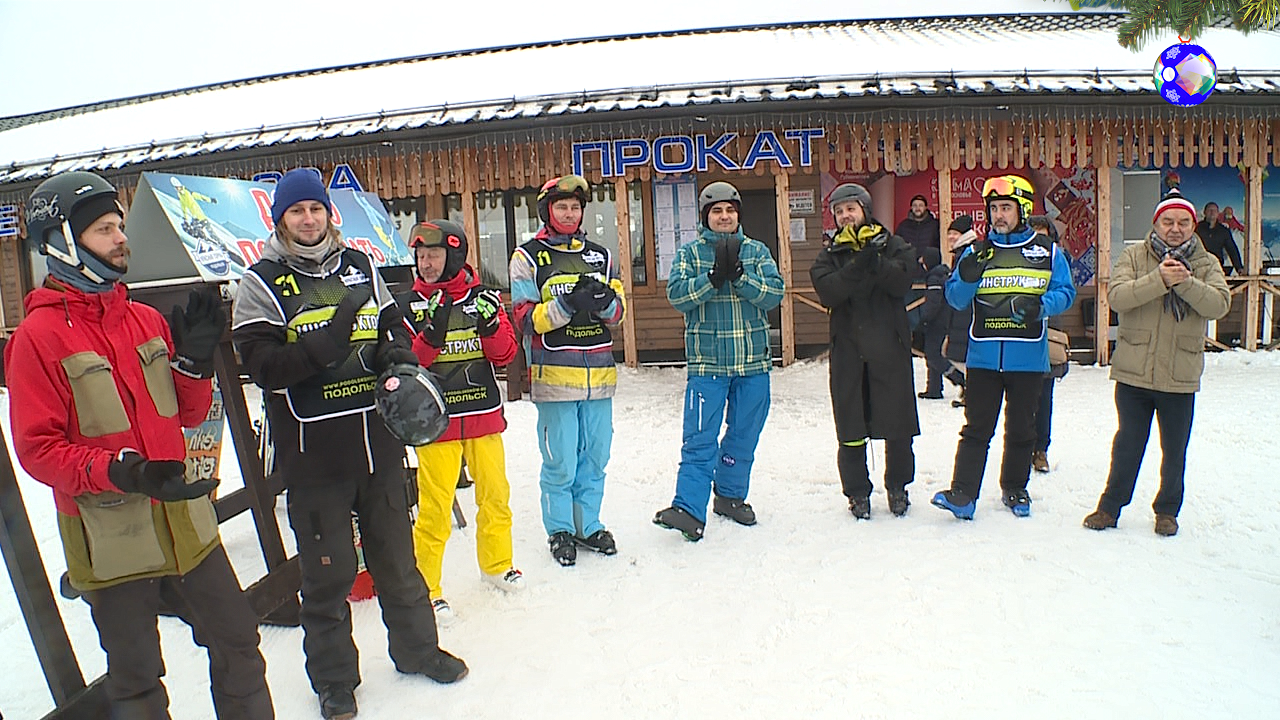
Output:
[536, 398, 612, 537]
[672, 373, 771, 523]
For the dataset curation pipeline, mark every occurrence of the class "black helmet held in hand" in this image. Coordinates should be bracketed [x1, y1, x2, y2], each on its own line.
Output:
[374, 363, 450, 446]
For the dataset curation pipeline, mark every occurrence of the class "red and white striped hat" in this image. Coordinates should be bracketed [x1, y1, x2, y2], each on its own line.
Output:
[1153, 188, 1197, 224]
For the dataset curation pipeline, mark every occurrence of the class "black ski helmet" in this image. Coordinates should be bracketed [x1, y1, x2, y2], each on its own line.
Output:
[828, 183, 872, 223]
[374, 363, 450, 446]
[536, 175, 590, 226]
[698, 181, 741, 228]
[26, 171, 126, 283]
[408, 219, 468, 282]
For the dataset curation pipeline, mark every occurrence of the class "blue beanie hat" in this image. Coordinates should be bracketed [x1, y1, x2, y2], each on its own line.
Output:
[271, 169, 330, 224]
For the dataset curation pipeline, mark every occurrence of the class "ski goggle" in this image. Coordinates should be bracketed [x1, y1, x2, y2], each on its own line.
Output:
[409, 222, 462, 249]
[981, 176, 1034, 203]
[538, 174, 589, 201]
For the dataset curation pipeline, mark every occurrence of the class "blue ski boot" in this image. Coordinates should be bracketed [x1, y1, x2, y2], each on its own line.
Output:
[1002, 489, 1032, 517]
[931, 490, 975, 520]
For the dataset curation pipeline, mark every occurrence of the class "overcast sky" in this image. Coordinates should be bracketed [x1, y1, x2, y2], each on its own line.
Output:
[0, 0, 1091, 117]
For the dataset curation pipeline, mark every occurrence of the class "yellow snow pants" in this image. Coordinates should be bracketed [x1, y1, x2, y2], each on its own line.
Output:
[412, 433, 513, 597]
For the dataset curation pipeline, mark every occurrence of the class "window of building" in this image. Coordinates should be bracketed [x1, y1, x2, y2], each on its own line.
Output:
[385, 196, 426, 246]
[584, 181, 646, 286]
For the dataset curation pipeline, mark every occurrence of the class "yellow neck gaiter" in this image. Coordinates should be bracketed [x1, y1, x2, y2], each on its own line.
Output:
[833, 223, 884, 251]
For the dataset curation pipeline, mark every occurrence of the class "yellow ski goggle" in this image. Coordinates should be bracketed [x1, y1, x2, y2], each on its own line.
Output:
[539, 175, 589, 199]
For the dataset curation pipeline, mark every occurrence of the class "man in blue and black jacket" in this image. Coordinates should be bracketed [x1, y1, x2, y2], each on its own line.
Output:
[931, 175, 1076, 520]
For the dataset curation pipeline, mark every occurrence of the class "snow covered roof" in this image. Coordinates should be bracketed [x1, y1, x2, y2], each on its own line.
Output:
[1, 12, 1277, 185]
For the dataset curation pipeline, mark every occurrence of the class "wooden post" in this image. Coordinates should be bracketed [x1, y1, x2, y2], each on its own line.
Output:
[1244, 164, 1264, 351]
[938, 164, 953, 265]
[1095, 166, 1112, 365]
[613, 177, 638, 368]
[461, 189, 479, 272]
[775, 171, 795, 366]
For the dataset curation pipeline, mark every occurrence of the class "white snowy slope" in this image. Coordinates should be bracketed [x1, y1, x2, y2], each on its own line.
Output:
[2, 350, 1278, 719]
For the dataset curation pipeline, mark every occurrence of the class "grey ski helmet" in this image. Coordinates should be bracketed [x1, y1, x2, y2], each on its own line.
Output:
[828, 183, 872, 221]
[26, 171, 126, 283]
[698, 181, 741, 228]
[374, 364, 450, 446]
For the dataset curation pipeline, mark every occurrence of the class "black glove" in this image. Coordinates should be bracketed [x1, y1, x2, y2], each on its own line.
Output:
[108, 451, 218, 502]
[1009, 295, 1043, 324]
[301, 284, 372, 367]
[168, 286, 226, 379]
[708, 237, 743, 289]
[474, 289, 502, 337]
[562, 276, 602, 314]
[418, 289, 452, 348]
[574, 277, 616, 314]
[375, 345, 418, 372]
[957, 240, 994, 283]
[207, 197, 218, 205]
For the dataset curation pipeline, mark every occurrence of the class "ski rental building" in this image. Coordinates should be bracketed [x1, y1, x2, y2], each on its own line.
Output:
[1, 11, 1278, 369]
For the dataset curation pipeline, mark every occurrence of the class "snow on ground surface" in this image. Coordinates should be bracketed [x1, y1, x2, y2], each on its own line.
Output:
[3, 351, 1278, 719]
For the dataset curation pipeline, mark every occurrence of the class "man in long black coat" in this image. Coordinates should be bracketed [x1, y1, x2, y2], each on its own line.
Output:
[811, 183, 921, 519]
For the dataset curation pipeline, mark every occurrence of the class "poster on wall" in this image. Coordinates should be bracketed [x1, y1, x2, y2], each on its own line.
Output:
[896, 167, 1100, 286]
[653, 173, 699, 281]
[122, 172, 413, 286]
[1152, 164, 1280, 270]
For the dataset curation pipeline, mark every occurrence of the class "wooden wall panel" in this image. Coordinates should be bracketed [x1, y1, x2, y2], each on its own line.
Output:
[866, 124, 880, 173]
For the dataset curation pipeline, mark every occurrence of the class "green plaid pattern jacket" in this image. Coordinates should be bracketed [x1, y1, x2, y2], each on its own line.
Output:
[666, 227, 785, 376]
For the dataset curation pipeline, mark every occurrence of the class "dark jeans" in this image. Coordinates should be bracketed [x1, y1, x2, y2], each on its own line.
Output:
[950, 368, 1044, 500]
[286, 465, 440, 693]
[1098, 382, 1196, 518]
[1034, 376, 1055, 453]
[837, 438, 915, 499]
[87, 545, 272, 720]
[921, 329, 948, 395]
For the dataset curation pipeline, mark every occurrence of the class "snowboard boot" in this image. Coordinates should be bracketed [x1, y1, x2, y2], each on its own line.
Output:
[548, 532, 577, 566]
[931, 489, 975, 520]
[318, 682, 357, 720]
[712, 495, 757, 526]
[1154, 514, 1179, 537]
[653, 506, 705, 542]
[887, 490, 910, 517]
[575, 529, 618, 555]
[1082, 509, 1118, 530]
[917, 391, 944, 400]
[848, 496, 872, 520]
[403, 648, 469, 684]
[1032, 450, 1049, 473]
[1002, 488, 1032, 517]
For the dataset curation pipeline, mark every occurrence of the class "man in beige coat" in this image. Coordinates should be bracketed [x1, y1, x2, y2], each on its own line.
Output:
[1083, 187, 1230, 536]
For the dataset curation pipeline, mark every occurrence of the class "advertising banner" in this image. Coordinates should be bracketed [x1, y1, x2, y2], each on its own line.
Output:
[124, 172, 413, 285]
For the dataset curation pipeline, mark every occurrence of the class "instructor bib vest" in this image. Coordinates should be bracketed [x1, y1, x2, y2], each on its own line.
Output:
[971, 233, 1054, 342]
[254, 250, 380, 421]
[397, 287, 502, 417]
[517, 237, 614, 351]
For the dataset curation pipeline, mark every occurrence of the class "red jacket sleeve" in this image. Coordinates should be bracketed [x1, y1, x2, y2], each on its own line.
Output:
[481, 308, 517, 367]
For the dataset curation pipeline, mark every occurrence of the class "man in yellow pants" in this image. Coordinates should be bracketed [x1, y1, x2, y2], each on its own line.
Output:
[398, 220, 523, 624]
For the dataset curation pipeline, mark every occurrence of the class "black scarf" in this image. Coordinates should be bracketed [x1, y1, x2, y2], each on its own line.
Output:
[1148, 233, 1194, 321]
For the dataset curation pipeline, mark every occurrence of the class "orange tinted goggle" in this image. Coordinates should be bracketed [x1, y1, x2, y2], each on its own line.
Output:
[410, 225, 461, 249]
[982, 177, 1033, 201]
[544, 175, 589, 196]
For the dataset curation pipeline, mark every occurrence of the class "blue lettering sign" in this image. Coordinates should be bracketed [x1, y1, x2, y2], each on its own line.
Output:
[612, 139, 651, 175]
[784, 128, 825, 166]
[695, 133, 739, 172]
[653, 136, 695, 174]
[741, 130, 792, 169]
[0, 204, 18, 238]
[572, 141, 613, 177]
[329, 163, 363, 192]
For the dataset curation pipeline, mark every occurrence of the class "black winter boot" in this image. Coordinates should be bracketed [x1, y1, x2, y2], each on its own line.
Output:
[575, 529, 618, 555]
[653, 506, 705, 541]
[712, 495, 757, 526]
[318, 682, 358, 720]
[548, 532, 577, 566]
[848, 496, 872, 520]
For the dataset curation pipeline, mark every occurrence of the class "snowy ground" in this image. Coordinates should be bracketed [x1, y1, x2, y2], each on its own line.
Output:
[3, 351, 1278, 719]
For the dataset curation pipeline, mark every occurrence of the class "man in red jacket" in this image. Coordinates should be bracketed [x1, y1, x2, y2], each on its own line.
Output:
[5, 171, 273, 719]
[398, 220, 522, 625]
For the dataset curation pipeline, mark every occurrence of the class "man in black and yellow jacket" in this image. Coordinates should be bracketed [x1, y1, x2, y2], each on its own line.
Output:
[232, 169, 466, 720]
